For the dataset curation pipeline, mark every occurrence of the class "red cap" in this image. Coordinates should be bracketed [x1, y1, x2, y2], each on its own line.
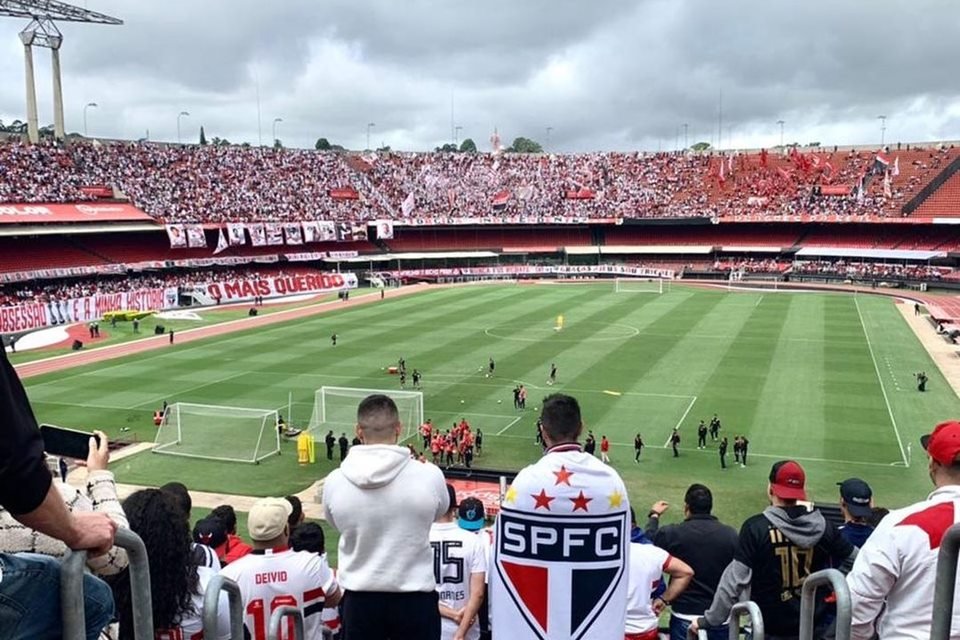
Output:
[769, 460, 807, 500]
[921, 421, 960, 466]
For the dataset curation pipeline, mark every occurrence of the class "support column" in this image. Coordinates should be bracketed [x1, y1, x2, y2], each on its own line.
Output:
[51, 47, 65, 141]
[20, 39, 39, 144]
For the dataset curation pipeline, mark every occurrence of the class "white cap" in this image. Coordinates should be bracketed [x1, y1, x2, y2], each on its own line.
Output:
[247, 497, 293, 541]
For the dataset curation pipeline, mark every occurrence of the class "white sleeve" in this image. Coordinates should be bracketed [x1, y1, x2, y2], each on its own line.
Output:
[846, 526, 901, 640]
[471, 536, 488, 575]
[311, 555, 338, 597]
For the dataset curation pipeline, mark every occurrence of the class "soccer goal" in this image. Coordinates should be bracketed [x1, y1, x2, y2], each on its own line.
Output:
[307, 386, 424, 443]
[153, 402, 280, 464]
[614, 277, 668, 294]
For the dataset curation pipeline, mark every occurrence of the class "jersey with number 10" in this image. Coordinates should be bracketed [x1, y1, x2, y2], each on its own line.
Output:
[220, 547, 337, 640]
[430, 521, 487, 640]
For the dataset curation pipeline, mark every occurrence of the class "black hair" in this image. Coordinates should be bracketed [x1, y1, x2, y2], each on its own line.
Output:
[289, 522, 326, 555]
[210, 504, 238, 534]
[286, 496, 303, 531]
[539, 394, 582, 442]
[684, 484, 713, 515]
[357, 394, 400, 437]
[160, 482, 191, 518]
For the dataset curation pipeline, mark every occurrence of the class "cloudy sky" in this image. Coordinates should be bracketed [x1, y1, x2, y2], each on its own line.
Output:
[1, 0, 958, 152]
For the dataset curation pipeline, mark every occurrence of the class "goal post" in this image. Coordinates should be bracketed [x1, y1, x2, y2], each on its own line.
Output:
[153, 402, 280, 464]
[614, 277, 667, 294]
[308, 386, 424, 443]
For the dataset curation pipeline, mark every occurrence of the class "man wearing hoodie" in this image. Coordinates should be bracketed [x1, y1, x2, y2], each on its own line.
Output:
[323, 394, 449, 639]
[690, 460, 856, 640]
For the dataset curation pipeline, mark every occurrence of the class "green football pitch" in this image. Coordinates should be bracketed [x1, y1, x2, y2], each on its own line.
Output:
[20, 282, 960, 530]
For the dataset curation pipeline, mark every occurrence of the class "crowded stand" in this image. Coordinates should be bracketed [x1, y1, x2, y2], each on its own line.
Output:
[790, 259, 949, 281]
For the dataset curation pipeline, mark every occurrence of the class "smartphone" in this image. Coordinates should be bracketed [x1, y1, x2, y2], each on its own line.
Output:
[39, 424, 99, 460]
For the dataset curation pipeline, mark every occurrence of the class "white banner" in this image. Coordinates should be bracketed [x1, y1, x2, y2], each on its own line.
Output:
[284, 223, 304, 245]
[381, 265, 675, 279]
[186, 225, 207, 248]
[302, 221, 322, 243]
[0, 287, 179, 334]
[227, 223, 246, 246]
[374, 220, 394, 239]
[203, 273, 358, 303]
[166, 224, 187, 249]
[248, 223, 267, 246]
[265, 222, 284, 246]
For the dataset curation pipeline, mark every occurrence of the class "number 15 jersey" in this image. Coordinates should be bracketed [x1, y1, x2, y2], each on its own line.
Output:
[430, 521, 488, 640]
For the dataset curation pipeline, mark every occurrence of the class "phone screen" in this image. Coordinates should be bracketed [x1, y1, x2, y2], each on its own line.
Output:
[39, 424, 99, 460]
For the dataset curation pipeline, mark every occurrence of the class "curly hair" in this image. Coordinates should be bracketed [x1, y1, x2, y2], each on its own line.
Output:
[113, 489, 200, 638]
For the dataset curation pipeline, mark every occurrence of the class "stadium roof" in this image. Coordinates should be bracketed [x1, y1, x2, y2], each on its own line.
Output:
[0, 1, 121, 24]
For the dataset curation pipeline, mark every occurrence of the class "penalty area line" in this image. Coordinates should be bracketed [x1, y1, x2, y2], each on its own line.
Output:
[664, 395, 698, 447]
[496, 415, 523, 436]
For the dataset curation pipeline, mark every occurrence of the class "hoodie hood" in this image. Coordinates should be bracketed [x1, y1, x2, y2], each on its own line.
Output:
[763, 505, 826, 548]
[338, 444, 411, 489]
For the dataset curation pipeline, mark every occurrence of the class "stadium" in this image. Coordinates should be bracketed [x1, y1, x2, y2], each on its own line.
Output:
[2, 1, 960, 639]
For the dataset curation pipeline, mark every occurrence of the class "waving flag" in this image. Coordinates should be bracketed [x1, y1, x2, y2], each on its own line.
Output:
[213, 228, 229, 255]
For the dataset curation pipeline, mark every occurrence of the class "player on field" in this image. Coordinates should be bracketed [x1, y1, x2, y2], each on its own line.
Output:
[431, 485, 487, 640]
[518, 385, 527, 409]
[697, 420, 708, 449]
[324, 430, 336, 461]
[421, 419, 433, 450]
[548, 363, 557, 385]
[739, 436, 750, 467]
[399, 357, 406, 374]
[600, 435, 611, 463]
[719, 436, 729, 469]
[634, 433, 644, 462]
[671, 428, 681, 458]
[221, 498, 341, 640]
[488, 357, 495, 376]
[413, 368, 422, 389]
[331, 333, 337, 347]
[709, 414, 721, 441]
[400, 371, 407, 388]
[491, 394, 631, 638]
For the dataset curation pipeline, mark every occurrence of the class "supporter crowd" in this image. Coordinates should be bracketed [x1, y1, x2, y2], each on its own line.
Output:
[1, 139, 954, 223]
[791, 259, 948, 280]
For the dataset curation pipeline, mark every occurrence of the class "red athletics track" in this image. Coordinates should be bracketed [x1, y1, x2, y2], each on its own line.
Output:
[15, 284, 432, 380]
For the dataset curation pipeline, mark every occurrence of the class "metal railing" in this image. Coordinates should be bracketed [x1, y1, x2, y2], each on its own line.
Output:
[932, 523, 960, 640]
[800, 569, 851, 640]
[694, 600, 764, 640]
[61, 528, 154, 640]
[269, 605, 305, 640]
[202, 574, 245, 639]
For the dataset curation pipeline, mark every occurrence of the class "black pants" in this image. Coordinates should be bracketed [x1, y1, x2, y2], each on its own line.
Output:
[742, 449, 748, 465]
[720, 452, 726, 469]
[698, 434, 706, 447]
[672, 443, 679, 457]
[342, 590, 440, 639]
[635, 447, 642, 461]
[326, 445, 333, 460]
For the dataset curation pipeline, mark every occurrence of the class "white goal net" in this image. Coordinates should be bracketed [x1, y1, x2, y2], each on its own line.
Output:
[307, 386, 424, 443]
[614, 277, 667, 294]
[153, 402, 280, 464]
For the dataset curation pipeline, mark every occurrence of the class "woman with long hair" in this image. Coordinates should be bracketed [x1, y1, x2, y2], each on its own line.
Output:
[112, 489, 230, 639]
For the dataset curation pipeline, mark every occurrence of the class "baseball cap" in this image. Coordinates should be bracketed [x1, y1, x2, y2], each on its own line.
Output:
[247, 497, 293, 541]
[921, 421, 960, 466]
[837, 478, 873, 518]
[192, 515, 228, 548]
[769, 460, 806, 500]
[458, 496, 486, 531]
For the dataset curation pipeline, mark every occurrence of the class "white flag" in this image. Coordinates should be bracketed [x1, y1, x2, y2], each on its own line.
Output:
[213, 228, 229, 255]
[892, 156, 900, 177]
[883, 171, 893, 198]
[401, 192, 415, 217]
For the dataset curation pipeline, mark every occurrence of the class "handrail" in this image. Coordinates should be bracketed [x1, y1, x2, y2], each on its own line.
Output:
[202, 574, 245, 640]
[269, 605, 305, 640]
[729, 601, 764, 640]
[799, 569, 851, 640]
[62, 528, 154, 640]
[931, 524, 960, 640]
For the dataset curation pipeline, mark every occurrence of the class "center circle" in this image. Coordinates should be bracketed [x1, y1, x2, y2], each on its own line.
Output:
[484, 321, 639, 342]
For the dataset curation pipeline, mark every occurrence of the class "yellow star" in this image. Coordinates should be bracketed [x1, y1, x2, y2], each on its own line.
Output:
[505, 485, 518, 504]
[608, 490, 623, 509]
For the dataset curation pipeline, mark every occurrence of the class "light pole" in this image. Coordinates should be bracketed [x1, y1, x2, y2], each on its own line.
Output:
[454, 125, 463, 146]
[682, 123, 688, 150]
[366, 122, 375, 150]
[177, 111, 189, 144]
[546, 126, 553, 151]
[777, 119, 785, 152]
[877, 115, 887, 147]
[83, 102, 97, 137]
[272, 117, 282, 146]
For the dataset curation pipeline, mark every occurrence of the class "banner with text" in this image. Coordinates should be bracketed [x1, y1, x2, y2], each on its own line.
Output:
[0, 203, 155, 225]
[203, 272, 358, 303]
[0, 287, 178, 334]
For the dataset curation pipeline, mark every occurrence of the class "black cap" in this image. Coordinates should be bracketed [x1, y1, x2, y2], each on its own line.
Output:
[838, 478, 873, 518]
[192, 515, 227, 549]
[458, 497, 485, 531]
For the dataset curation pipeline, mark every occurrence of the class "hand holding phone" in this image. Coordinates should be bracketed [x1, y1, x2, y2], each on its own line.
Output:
[39, 424, 103, 460]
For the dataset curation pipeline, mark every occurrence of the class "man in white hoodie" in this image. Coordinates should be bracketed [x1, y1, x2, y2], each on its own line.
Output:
[323, 393, 449, 639]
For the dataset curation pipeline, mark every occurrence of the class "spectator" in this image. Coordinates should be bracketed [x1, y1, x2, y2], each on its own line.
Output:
[490, 393, 631, 638]
[113, 488, 231, 640]
[289, 522, 342, 640]
[837, 478, 875, 548]
[210, 504, 252, 565]
[286, 495, 305, 533]
[161, 481, 220, 570]
[221, 497, 341, 639]
[323, 394, 448, 639]
[646, 484, 739, 640]
[848, 421, 960, 640]
[691, 460, 857, 639]
[0, 347, 116, 640]
[430, 484, 487, 640]
[0, 430, 128, 577]
[625, 538, 694, 640]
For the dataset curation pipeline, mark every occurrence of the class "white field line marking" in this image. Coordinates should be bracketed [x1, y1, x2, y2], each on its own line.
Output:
[756, 295, 764, 307]
[664, 395, 698, 447]
[855, 298, 908, 466]
[496, 416, 523, 436]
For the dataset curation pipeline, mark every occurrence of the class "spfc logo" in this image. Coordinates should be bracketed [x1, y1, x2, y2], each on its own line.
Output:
[495, 507, 627, 639]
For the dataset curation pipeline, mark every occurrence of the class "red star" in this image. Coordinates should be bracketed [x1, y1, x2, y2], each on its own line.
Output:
[552, 465, 574, 486]
[531, 489, 555, 510]
[570, 490, 592, 512]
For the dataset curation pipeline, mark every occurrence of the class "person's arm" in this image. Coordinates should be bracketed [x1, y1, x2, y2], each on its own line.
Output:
[15, 484, 116, 554]
[645, 500, 669, 537]
[81, 431, 129, 573]
[654, 556, 694, 614]
[695, 559, 751, 629]
[454, 573, 486, 640]
[439, 603, 463, 623]
[846, 528, 898, 640]
[324, 583, 342, 608]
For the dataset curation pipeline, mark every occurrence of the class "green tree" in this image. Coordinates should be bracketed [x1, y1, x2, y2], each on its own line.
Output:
[691, 141, 711, 152]
[199, 126, 207, 146]
[435, 143, 459, 153]
[376, 145, 392, 152]
[459, 138, 477, 153]
[315, 137, 332, 151]
[507, 137, 543, 153]
[273, 138, 283, 149]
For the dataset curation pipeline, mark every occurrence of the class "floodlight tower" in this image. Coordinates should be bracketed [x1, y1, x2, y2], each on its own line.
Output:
[1, 1, 123, 143]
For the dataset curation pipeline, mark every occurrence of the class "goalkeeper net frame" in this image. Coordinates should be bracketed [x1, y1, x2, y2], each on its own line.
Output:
[614, 277, 668, 294]
[153, 402, 280, 464]
[307, 386, 424, 443]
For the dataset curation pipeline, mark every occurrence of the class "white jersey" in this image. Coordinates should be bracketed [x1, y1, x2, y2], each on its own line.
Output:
[153, 566, 231, 640]
[221, 547, 338, 640]
[431, 521, 487, 640]
[491, 443, 631, 639]
[624, 543, 670, 634]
